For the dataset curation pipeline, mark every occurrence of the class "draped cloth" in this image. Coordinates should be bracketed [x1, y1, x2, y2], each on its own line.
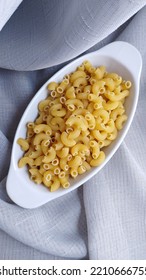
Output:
[0, 0, 146, 259]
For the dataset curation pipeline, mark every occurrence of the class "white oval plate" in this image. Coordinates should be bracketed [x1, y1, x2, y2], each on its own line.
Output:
[6, 41, 142, 208]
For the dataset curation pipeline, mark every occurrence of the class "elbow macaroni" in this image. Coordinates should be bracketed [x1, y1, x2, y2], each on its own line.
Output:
[17, 61, 131, 191]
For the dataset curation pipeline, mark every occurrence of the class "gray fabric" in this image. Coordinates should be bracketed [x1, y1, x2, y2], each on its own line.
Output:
[0, 0, 22, 31]
[0, 0, 146, 260]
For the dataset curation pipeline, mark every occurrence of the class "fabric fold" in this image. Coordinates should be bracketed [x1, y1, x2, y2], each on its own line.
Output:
[0, 131, 12, 181]
[0, 0, 23, 31]
[0, 0, 145, 70]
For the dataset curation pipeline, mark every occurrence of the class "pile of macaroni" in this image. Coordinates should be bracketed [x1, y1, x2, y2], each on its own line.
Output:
[17, 61, 131, 192]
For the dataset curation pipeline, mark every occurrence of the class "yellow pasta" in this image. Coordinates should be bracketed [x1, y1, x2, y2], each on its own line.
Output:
[73, 77, 87, 87]
[33, 132, 50, 146]
[34, 124, 52, 135]
[68, 129, 80, 140]
[41, 139, 50, 155]
[59, 175, 70, 188]
[51, 117, 65, 132]
[99, 139, 111, 148]
[93, 108, 109, 124]
[82, 161, 91, 171]
[103, 100, 119, 111]
[107, 128, 118, 140]
[105, 90, 129, 102]
[56, 147, 69, 158]
[65, 116, 87, 132]
[38, 100, 51, 112]
[85, 113, 96, 130]
[65, 99, 84, 109]
[29, 147, 42, 159]
[110, 107, 125, 121]
[47, 82, 58, 91]
[92, 80, 105, 94]
[18, 157, 34, 168]
[29, 168, 43, 184]
[104, 119, 115, 133]
[26, 127, 34, 138]
[70, 168, 78, 178]
[65, 86, 76, 99]
[17, 61, 131, 192]
[70, 70, 86, 83]
[115, 114, 127, 130]
[17, 138, 29, 151]
[61, 131, 76, 147]
[68, 155, 82, 168]
[60, 157, 69, 171]
[78, 165, 86, 175]
[42, 147, 56, 163]
[89, 140, 100, 159]
[90, 151, 105, 167]
[91, 130, 107, 141]
[103, 78, 115, 91]
[77, 92, 88, 100]
[50, 104, 66, 117]
[71, 143, 89, 156]
[34, 155, 44, 166]
[94, 66, 106, 80]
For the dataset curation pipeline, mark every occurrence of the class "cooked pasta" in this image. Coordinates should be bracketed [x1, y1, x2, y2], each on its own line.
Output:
[17, 61, 131, 191]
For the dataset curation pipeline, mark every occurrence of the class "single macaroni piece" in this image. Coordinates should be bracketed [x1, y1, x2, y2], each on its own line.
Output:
[70, 168, 78, 178]
[82, 161, 91, 171]
[110, 107, 125, 121]
[94, 66, 106, 80]
[34, 155, 44, 166]
[115, 114, 127, 130]
[92, 80, 105, 94]
[90, 151, 105, 167]
[17, 138, 29, 151]
[68, 129, 80, 140]
[71, 144, 89, 156]
[42, 147, 56, 163]
[56, 79, 69, 94]
[41, 139, 50, 155]
[34, 124, 52, 135]
[70, 70, 86, 83]
[85, 113, 96, 130]
[33, 133, 50, 146]
[68, 155, 82, 168]
[47, 82, 58, 91]
[18, 157, 34, 168]
[105, 89, 129, 102]
[65, 86, 76, 99]
[38, 100, 51, 112]
[50, 104, 66, 117]
[56, 147, 69, 158]
[60, 157, 69, 172]
[61, 131, 76, 147]
[103, 100, 119, 111]
[73, 77, 87, 87]
[59, 175, 70, 188]
[29, 147, 42, 159]
[91, 130, 107, 141]
[50, 175, 60, 192]
[29, 168, 43, 184]
[103, 78, 115, 91]
[89, 140, 100, 159]
[65, 99, 84, 109]
[17, 61, 131, 191]
[107, 128, 118, 140]
[51, 117, 65, 132]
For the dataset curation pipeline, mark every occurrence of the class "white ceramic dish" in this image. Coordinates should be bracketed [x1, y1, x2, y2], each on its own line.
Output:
[6, 41, 142, 209]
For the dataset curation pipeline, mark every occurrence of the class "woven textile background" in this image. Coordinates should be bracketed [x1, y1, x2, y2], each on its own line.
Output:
[0, 0, 146, 259]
